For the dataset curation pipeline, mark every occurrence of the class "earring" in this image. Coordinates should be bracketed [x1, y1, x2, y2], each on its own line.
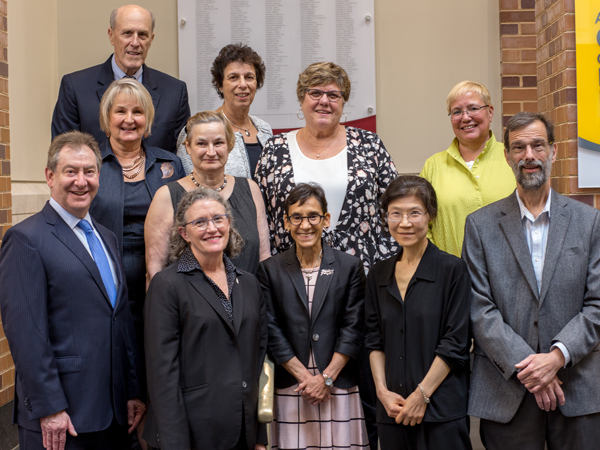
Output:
[340, 113, 347, 123]
[297, 108, 305, 120]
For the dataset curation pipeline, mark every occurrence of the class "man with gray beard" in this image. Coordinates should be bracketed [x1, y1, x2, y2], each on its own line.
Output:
[462, 112, 600, 449]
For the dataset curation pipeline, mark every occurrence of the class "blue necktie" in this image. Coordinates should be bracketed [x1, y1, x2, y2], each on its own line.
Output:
[77, 219, 117, 307]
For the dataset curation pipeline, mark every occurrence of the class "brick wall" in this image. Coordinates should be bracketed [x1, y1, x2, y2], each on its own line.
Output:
[0, 0, 12, 408]
[535, 0, 598, 204]
[500, 0, 538, 126]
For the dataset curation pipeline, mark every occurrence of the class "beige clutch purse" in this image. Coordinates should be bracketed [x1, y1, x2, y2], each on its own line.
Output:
[258, 356, 275, 423]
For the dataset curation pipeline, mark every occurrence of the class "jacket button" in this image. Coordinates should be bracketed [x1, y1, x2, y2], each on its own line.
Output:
[312, 334, 319, 341]
[534, 321, 538, 327]
[113, 316, 117, 321]
[242, 381, 247, 388]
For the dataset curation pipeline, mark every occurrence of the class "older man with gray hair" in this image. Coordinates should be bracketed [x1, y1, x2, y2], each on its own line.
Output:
[51, 4, 190, 153]
[463, 111, 600, 449]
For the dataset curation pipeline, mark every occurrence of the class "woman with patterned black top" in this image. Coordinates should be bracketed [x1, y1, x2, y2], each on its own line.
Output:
[256, 62, 398, 274]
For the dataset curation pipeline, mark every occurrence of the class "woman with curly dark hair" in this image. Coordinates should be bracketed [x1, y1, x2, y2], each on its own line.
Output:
[177, 43, 273, 180]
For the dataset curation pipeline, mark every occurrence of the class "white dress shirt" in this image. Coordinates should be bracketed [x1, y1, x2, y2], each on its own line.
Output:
[515, 189, 569, 366]
[49, 198, 119, 288]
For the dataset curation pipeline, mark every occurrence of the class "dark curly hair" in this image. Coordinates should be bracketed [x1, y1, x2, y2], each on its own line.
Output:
[211, 43, 266, 99]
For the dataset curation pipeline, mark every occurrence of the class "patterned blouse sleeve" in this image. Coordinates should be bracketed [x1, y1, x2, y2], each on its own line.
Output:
[255, 136, 279, 252]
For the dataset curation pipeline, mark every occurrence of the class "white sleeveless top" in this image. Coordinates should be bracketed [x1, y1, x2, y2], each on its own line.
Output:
[287, 129, 348, 230]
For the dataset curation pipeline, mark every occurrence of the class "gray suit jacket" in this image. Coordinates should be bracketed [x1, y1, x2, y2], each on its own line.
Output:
[462, 190, 600, 423]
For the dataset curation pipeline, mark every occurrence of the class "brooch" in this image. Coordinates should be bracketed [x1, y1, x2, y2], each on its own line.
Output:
[320, 269, 334, 276]
[161, 162, 175, 178]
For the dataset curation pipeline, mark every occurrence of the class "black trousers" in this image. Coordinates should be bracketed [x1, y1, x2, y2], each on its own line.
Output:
[378, 416, 472, 450]
[480, 392, 600, 450]
[19, 418, 128, 450]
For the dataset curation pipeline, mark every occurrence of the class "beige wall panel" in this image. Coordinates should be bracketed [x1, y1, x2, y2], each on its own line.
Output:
[11, 0, 59, 182]
[56, 0, 179, 78]
[374, 0, 502, 174]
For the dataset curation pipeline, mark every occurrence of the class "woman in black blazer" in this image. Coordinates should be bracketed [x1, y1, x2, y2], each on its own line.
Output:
[143, 188, 267, 450]
[257, 183, 369, 450]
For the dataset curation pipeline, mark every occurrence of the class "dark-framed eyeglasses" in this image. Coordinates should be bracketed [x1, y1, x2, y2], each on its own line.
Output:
[185, 214, 229, 230]
[305, 89, 344, 102]
[449, 105, 489, 120]
[286, 213, 326, 226]
[386, 211, 428, 223]
[509, 140, 552, 154]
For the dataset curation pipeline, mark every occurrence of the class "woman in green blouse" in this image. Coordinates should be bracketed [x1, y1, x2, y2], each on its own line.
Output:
[419, 80, 516, 257]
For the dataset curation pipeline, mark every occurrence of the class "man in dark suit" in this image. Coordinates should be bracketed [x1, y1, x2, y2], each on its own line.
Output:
[463, 112, 600, 449]
[51, 5, 190, 153]
[0, 131, 145, 450]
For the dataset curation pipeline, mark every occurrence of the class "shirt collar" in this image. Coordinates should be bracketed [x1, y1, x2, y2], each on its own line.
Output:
[49, 197, 94, 231]
[111, 55, 143, 83]
[177, 246, 241, 276]
[515, 188, 552, 222]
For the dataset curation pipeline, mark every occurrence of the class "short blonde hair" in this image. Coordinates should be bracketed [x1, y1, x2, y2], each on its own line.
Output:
[99, 79, 155, 138]
[296, 62, 351, 103]
[185, 111, 236, 153]
[446, 81, 491, 114]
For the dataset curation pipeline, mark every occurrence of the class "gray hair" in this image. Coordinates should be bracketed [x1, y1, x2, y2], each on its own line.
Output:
[110, 6, 155, 32]
[504, 112, 555, 149]
[169, 188, 244, 262]
[47, 131, 102, 172]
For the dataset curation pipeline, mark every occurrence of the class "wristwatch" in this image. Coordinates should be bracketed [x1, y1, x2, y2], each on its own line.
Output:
[323, 373, 333, 387]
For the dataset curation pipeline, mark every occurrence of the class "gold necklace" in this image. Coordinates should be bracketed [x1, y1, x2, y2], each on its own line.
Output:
[122, 150, 145, 179]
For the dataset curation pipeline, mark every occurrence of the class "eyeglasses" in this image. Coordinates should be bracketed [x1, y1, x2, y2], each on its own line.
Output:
[185, 214, 229, 230]
[286, 214, 326, 226]
[305, 89, 344, 102]
[509, 140, 552, 154]
[449, 105, 489, 120]
[386, 211, 428, 223]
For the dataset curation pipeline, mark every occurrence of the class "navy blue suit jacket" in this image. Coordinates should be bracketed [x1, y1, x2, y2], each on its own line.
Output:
[0, 203, 141, 433]
[51, 55, 190, 154]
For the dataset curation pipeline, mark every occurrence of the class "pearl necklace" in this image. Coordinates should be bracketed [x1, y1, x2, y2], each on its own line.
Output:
[190, 172, 228, 192]
[121, 150, 145, 179]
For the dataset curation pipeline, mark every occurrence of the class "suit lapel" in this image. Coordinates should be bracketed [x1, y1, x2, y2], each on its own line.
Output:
[187, 273, 235, 333]
[231, 274, 244, 336]
[142, 66, 161, 113]
[538, 192, 570, 305]
[96, 56, 114, 102]
[285, 248, 309, 310]
[310, 245, 335, 323]
[44, 204, 113, 307]
[499, 195, 539, 299]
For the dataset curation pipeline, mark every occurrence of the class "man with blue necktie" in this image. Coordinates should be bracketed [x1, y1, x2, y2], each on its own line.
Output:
[0, 131, 144, 450]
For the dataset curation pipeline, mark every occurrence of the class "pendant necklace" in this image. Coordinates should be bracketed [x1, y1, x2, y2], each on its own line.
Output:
[221, 109, 251, 137]
[296, 248, 323, 281]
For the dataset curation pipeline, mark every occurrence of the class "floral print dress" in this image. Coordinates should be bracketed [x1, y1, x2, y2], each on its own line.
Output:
[256, 126, 399, 273]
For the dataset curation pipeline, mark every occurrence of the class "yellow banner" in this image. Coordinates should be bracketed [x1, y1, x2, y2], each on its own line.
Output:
[576, 0, 600, 186]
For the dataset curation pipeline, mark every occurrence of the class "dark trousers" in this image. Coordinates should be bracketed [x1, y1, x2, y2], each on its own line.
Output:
[480, 392, 600, 450]
[18, 418, 128, 450]
[378, 416, 472, 450]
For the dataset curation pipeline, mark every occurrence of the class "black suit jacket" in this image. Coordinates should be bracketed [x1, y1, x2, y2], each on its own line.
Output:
[143, 258, 267, 450]
[51, 55, 190, 153]
[257, 243, 366, 389]
[0, 203, 141, 433]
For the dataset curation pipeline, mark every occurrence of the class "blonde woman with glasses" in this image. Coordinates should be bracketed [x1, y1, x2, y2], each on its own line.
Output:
[419, 81, 515, 257]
